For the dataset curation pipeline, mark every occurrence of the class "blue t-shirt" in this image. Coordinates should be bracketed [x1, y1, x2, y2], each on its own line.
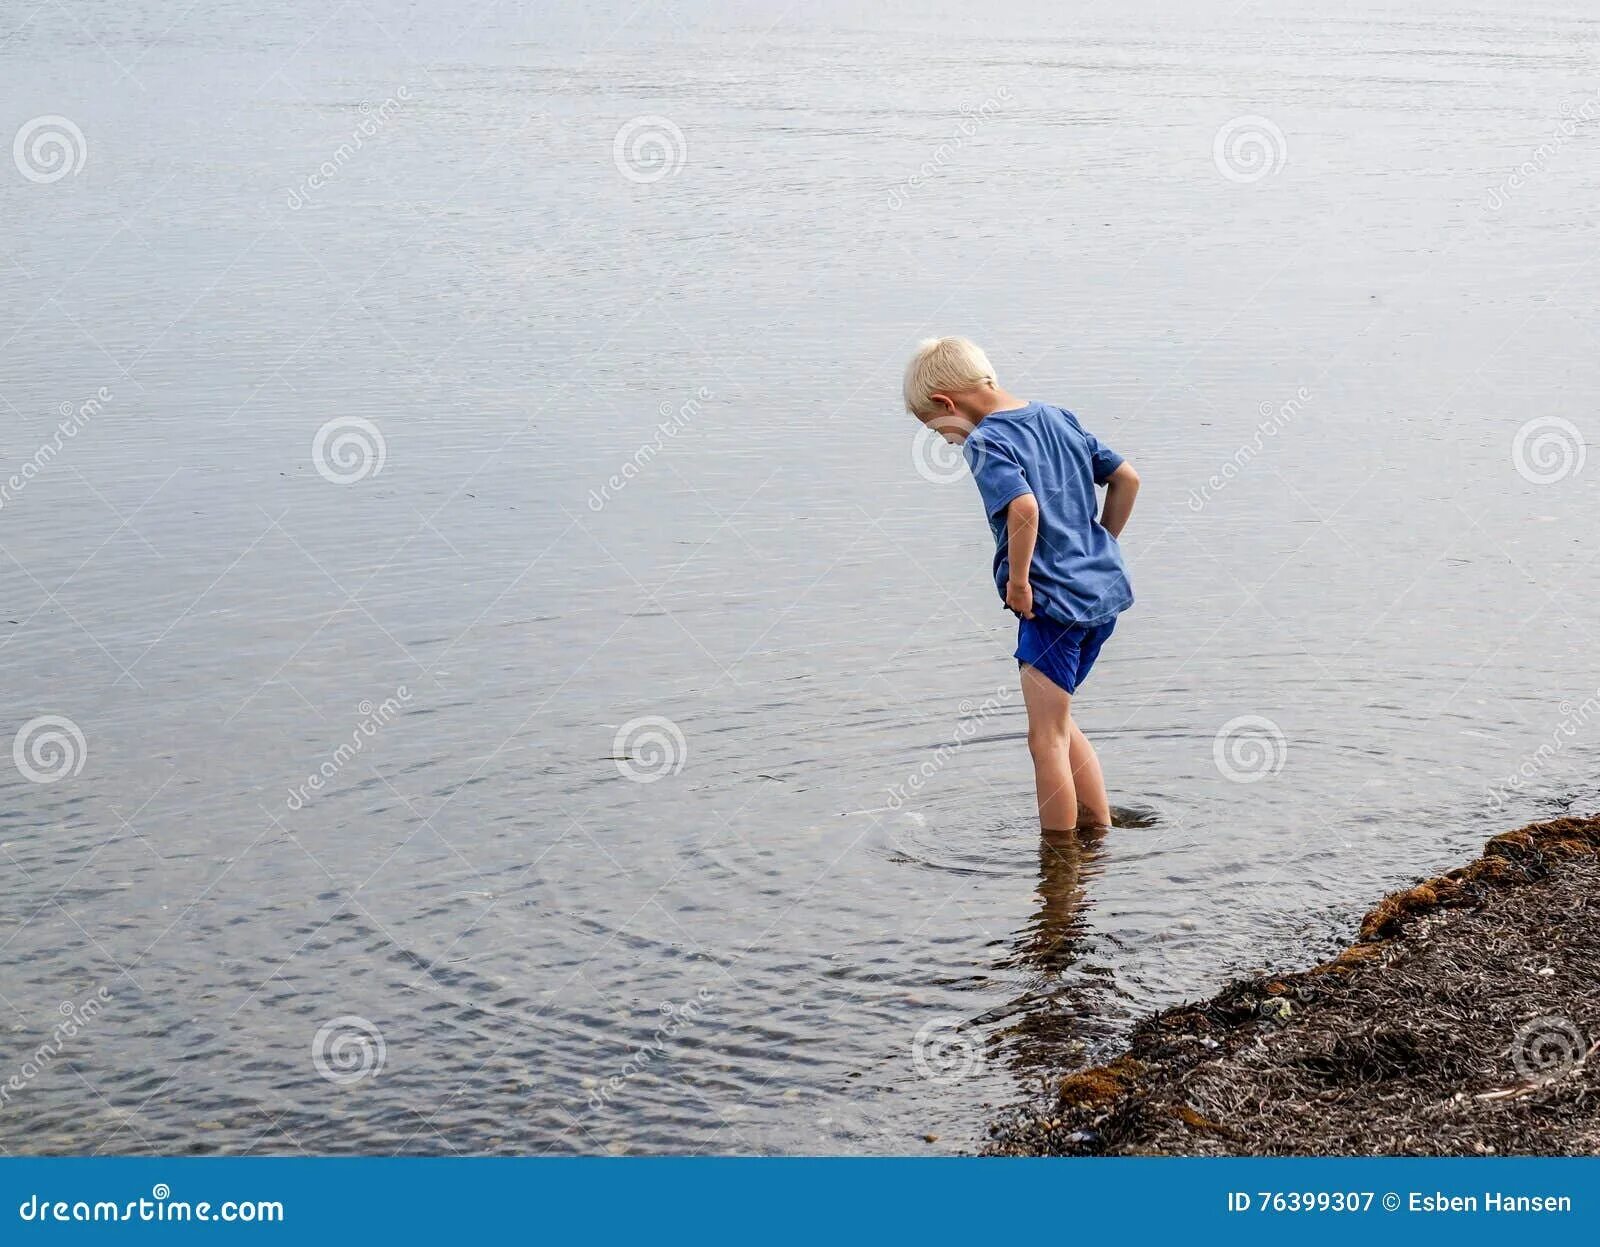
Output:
[963, 402, 1133, 627]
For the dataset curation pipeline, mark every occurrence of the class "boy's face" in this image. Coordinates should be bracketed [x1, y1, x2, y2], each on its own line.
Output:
[916, 394, 977, 444]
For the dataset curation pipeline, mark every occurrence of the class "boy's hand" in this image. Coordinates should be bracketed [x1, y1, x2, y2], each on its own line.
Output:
[1006, 578, 1034, 619]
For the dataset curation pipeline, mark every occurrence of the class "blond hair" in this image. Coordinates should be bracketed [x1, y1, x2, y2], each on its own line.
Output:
[902, 337, 998, 416]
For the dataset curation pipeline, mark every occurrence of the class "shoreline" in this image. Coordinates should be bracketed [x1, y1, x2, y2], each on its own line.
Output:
[987, 815, 1600, 1156]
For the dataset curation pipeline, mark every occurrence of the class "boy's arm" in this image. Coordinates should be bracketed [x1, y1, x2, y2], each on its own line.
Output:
[1004, 493, 1040, 619]
[1099, 461, 1140, 538]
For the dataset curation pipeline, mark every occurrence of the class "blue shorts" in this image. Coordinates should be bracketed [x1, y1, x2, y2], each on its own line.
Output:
[1015, 614, 1116, 695]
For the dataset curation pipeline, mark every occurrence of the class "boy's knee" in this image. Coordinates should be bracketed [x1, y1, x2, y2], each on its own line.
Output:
[1027, 724, 1069, 758]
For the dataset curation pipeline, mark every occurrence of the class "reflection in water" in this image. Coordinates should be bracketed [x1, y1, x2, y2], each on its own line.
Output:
[993, 806, 1161, 1084]
[1019, 826, 1106, 975]
[992, 825, 1110, 1083]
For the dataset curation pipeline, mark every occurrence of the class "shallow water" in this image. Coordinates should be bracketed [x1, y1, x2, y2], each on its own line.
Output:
[3, 0, 1600, 1154]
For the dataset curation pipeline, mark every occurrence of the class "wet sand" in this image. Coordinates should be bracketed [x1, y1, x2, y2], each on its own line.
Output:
[988, 816, 1600, 1156]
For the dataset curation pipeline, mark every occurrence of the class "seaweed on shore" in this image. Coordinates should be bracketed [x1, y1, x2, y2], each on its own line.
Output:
[987, 815, 1600, 1156]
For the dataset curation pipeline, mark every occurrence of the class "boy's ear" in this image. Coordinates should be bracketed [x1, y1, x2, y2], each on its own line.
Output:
[927, 392, 957, 416]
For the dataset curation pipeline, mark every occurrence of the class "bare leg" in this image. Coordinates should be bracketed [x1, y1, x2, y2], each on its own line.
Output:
[1069, 720, 1110, 829]
[1020, 665, 1076, 831]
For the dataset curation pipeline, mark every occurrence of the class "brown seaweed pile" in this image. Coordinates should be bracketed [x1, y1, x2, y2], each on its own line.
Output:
[988, 816, 1600, 1155]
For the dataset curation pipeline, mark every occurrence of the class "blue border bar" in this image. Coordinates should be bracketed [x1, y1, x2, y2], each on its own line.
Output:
[0, 1158, 1594, 1242]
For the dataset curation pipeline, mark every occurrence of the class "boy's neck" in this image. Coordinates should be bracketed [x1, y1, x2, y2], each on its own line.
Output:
[969, 387, 1029, 422]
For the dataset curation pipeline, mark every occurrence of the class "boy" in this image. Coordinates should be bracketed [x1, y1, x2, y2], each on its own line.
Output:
[904, 337, 1139, 831]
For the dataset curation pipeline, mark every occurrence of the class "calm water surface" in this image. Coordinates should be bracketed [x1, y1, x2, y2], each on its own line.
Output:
[3, 0, 1600, 1153]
